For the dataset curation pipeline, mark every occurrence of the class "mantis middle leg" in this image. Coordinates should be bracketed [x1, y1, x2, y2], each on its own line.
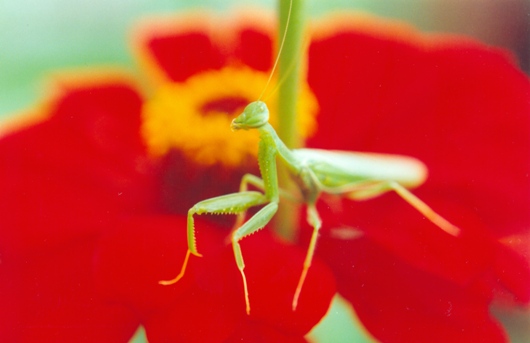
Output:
[293, 179, 461, 311]
[236, 173, 321, 311]
[231, 200, 279, 314]
[292, 202, 321, 311]
[233, 173, 299, 230]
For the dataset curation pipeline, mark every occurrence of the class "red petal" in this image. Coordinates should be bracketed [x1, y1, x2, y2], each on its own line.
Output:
[319, 236, 508, 343]
[0, 238, 139, 342]
[95, 215, 244, 342]
[136, 15, 273, 82]
[0, 82, 160, 257]
[236, 229, 335, 335]
[141, 228, 334, 342]
[142, 286, 242, 343]
[143, 29, 225, 82]
[233, 26, 273, 72]
[94, 216, 199, 313]
[95, 214, 335, 340]
[306, 20, 530, 299]
[492, 241, 530, 303]
[307, 26, 530, 237]
[315, 196, 496, 285]
[225, 320, 309, 343]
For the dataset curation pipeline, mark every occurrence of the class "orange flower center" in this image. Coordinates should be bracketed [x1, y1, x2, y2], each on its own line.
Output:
[142, 66, 318, 168]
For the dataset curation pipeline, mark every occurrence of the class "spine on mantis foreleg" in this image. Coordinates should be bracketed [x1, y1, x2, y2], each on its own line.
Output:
[187, 208, 202, 257]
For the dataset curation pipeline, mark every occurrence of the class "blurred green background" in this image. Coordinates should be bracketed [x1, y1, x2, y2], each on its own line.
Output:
[1, 1, 529, 342]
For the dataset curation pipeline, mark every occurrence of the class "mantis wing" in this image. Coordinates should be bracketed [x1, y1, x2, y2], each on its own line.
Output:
[292, 148, 428, 189]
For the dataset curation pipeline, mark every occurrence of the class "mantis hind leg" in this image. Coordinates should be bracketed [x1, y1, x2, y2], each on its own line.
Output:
[159, 191, 268, 286]
[385, 181, 460, 236]
[232, 201, 278, 315]
[335, 180, 460, 237]
[293, 203, 321, 311]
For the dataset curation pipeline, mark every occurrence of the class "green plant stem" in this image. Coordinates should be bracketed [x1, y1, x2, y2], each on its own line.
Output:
[275, 0, 305, 241]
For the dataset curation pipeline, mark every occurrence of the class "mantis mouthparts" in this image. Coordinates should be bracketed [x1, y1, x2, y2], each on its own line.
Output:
[230, 119, 241, 131]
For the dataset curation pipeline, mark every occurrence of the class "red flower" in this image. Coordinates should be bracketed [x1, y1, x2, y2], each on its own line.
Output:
[1, 10, 529, 343]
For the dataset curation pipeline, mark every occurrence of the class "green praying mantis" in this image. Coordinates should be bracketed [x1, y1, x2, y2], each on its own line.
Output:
[160, 0, 461, 315]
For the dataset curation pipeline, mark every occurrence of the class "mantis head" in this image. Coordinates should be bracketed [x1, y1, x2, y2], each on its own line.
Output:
[231, 101, 269, 131]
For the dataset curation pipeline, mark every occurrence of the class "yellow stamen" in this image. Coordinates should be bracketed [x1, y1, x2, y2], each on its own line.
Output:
[142, 66, 318, 168]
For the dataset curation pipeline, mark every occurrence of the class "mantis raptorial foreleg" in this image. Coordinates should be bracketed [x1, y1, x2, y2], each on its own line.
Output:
[159, 191, 268, 286]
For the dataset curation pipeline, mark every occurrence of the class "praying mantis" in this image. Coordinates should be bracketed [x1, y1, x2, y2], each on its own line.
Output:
[160, 0, 461, 315]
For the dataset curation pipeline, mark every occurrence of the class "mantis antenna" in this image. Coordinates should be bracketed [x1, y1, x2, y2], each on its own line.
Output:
[262, 36, 309, 102]
[258, 0, 293, 101]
